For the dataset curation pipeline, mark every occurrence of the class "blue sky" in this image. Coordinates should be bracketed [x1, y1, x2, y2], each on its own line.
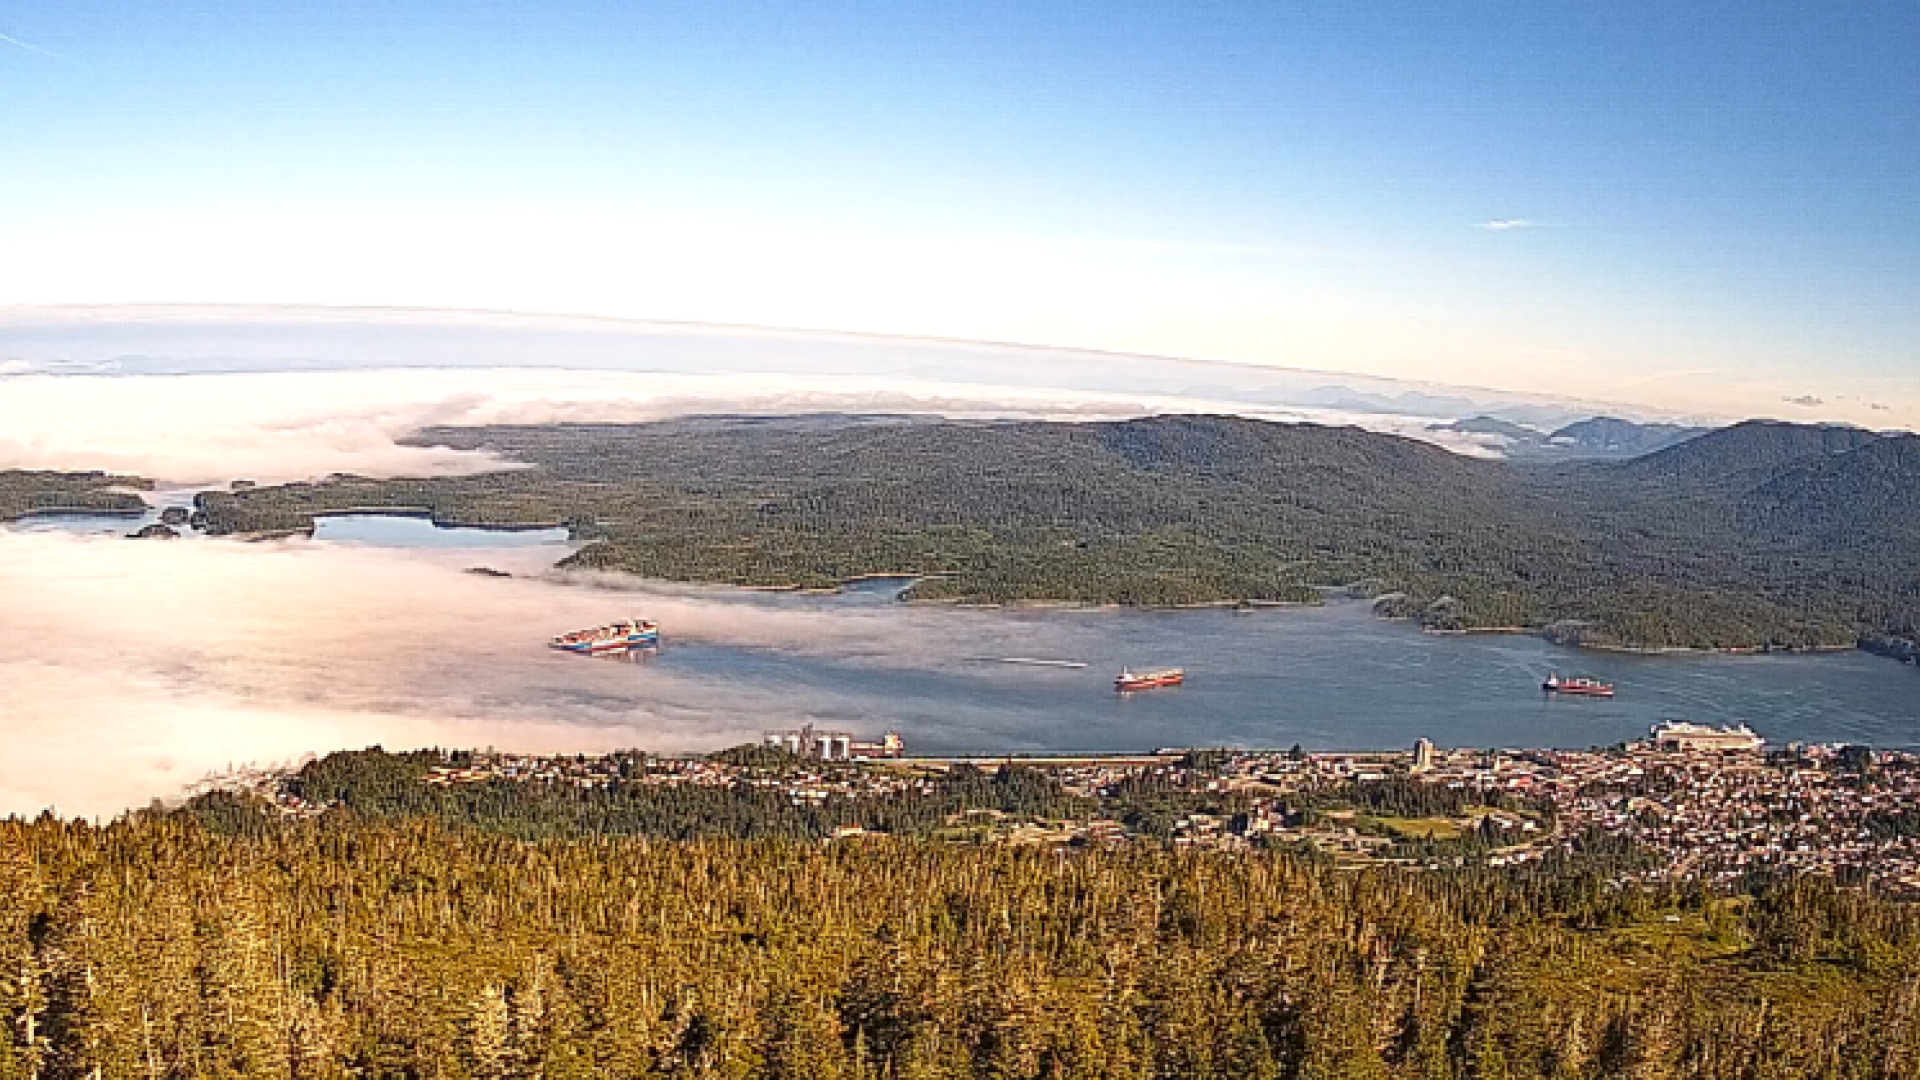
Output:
[2, 1, 1916, 419]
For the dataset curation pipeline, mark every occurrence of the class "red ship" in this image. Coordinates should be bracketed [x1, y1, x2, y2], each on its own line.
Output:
[1116, 668, 1185, 692]
[1543, 673, 1615, 697]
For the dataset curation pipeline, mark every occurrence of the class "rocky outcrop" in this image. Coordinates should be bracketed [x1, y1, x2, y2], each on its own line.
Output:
[159, 507, 190, 527]
[1544, 620, 1603, 647]
[128, 523, 180, 539]
[1421, 595, 1464, 632]
[1861, 634, 1919, 664]
[1370, 592, 1416, 618]
[1369, 591, 1467, 630]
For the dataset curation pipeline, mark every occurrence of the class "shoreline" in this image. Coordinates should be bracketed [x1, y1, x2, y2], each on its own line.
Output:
[899, 594, 1326, 611]
[309, 508, 571, 532]
[20, 507, 1896, 664]
[1422, 622, 1863, 660]
[6, 505, 148, 520]
[1569, 639, 1860, 658]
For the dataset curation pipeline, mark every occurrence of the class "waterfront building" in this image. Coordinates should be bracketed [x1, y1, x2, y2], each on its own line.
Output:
[1412, 737, 1435, 772]
[762, 725, 904, 761]
[850, 731, 906, 759]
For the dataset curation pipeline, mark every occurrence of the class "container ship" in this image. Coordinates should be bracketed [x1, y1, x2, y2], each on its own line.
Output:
[1542, 673, 1614, 697]
[1116, 668, 1184, 692]
[550, 619, 660, 655]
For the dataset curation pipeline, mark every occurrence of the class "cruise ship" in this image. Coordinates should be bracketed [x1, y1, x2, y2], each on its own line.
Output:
[1116, 668, 1184, 692]
[1650, 721, 1764, 753]
[550, 619, 660, 655]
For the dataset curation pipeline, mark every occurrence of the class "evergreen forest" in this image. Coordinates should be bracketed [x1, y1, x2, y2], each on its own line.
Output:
[6, 807, 1920, 1079]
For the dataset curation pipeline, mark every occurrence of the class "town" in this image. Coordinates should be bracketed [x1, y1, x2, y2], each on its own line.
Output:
[189, 721, 1920, 898]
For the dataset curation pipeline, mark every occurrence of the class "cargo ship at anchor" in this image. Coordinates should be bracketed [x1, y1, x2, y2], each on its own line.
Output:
[550, 619, 659, 655]
[1542, 673, 1614, 697]
[1116, 668, 1184, 692]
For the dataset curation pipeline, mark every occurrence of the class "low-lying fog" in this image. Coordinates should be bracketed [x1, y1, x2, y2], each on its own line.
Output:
[0, 367, 1540, 485]
[0, 305, 1695, 484]
[0, 529, 957, 817]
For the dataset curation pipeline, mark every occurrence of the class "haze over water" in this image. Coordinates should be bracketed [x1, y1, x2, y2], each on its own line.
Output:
[4, 513, 1914, 818]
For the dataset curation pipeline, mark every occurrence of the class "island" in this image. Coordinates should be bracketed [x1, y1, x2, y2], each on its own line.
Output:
[0, 469, 150, 520]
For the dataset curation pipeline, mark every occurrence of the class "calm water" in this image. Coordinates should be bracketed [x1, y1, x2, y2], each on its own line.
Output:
[9, 509, 571, 548]
[311, 513, 571, 548]
[6, 509, 166, 534]
[13, 511, 1919, 755]
[653, 587, 1920, 754]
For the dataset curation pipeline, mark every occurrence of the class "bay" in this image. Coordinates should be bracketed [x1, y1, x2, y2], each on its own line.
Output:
[652, 585, 1920, 754]
[257, 518, 1920, 755]
[7, 509, 1917, 799]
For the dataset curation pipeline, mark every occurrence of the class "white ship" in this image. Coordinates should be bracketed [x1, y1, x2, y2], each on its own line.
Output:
[1650, 721, 1764, 753]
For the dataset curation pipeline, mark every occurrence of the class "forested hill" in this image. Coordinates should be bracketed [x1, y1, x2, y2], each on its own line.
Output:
[1622, 420, 1887, 483]
[0, 469, 149, 520]
[192, 414, 1920, 651]
[1740, 434, 1920, 549]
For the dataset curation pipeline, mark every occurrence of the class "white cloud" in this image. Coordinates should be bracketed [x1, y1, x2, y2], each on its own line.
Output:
[1478, 219, 1536, 231]
[0, 30, 63, 59]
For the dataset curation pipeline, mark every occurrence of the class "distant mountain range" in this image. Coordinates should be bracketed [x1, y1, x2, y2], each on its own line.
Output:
[1548, 417, 1711, 458]
[1294, 387, 1594, 430]
[1429, 415, 1709, 459]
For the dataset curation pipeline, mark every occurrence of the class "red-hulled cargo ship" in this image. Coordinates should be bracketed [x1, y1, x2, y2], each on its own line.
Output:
[1116, 668, 1184, 692]
[1543, 673, 1614, 697]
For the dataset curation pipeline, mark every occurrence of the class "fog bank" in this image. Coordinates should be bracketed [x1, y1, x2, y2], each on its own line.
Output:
[0, 368, 1521, 485]
[0, 530, 964, 817]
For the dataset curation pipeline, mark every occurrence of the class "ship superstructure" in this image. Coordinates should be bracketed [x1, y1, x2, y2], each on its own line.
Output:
[550, 619, 660, 654]
[1650, 721, 1764, 753]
